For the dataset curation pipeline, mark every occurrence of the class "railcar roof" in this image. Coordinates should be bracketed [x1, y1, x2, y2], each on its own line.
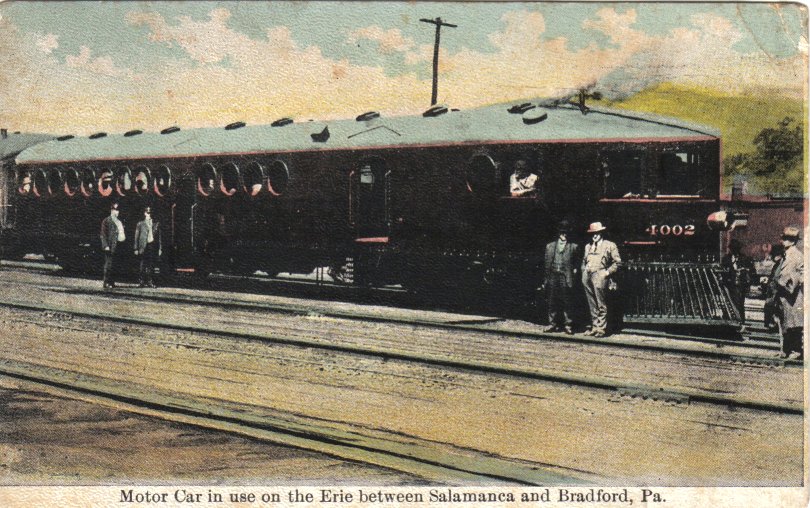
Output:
[16, 103, 720, 165]
[0, 133, 55, 160]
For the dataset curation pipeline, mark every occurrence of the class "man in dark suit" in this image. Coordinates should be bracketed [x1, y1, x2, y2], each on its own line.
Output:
[134, 206, 161, 288]
[542, 220, 578, 334]
[100, 202, 125, 289]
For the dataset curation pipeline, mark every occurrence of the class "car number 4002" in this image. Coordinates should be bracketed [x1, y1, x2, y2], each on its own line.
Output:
[645, 224, 696, 236]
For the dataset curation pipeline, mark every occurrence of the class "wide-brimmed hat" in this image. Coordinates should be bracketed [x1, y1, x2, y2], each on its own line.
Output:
[557, 220, 571, 233]
[586, 222, 606, 234]
[514, 159, 528, 169]
[782, 226, 800, 240]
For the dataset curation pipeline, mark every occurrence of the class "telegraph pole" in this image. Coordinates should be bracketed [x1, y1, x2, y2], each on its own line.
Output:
[419, 17, 457, 106]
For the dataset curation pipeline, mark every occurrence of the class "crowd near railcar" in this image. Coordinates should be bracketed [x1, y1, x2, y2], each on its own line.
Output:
[1, 102, 741, 325]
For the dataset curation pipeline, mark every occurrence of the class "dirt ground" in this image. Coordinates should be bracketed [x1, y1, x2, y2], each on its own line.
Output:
[0, 377, 422, 486]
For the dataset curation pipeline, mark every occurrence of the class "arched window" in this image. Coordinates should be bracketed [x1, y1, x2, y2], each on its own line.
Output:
[32, 169, 49, 198]
[196, 163, 217, 197]
[98, 169, 114, 197]
[267, 160, 289, 196]
[115, 166, 133, 196]
[219, 162, 240, 196]
[153, 165, 172, 197]
[134, 166, 150, 195]
[63, 168, 81, 197]
[80, 168, 97, 197]
[242, 161, 265, 196]
[47, 169, 64, 197]
[466, 154, 498, 195]
[17, 170, 32, 196]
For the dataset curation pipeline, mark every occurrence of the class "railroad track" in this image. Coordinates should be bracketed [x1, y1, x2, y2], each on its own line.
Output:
[0, 280, 801, 414]
[0, 262, 790, 364]
[0, 269, 802, 484]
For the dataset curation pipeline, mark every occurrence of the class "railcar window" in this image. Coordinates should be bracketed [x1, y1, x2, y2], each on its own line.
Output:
[80, 168, 96, 197]
[115, 167, 133, 196]
[602, 151, 643, 198]
[243, 162, 265, 196]
[197, 164, 217, 197]
[466, 154, 497, 195]
[98, 169, 114, 197]
[657, 152, 704, 196]
[267, 161, 289, 196]
[33, 169, 49, 197]
[153, 165, 172, 197]
[134, 166, 150, 195]
[220, 163, 240, 196]
[48, 169, 63, 196]
[17, 170, 31, 195]
[63, 168, 81, 197]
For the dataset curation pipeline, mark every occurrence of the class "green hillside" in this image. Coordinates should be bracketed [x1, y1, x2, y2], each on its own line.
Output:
[601, 83, 804, 159]
[600, 83, 805, 194]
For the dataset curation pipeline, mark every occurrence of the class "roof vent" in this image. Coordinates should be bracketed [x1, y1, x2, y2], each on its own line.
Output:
[160, 126, 180, 135]
[508, 103, 535, 114]
[56, 135, 75, 141]
[356, 111, 380, 122]
[422, 105, 449, 117]
[522, 109, 548, 125]
[225, 121, 246, 130]
[311, 126, 330, 143]
[271, 117, 293, 127]
[124, 129, 143, 137]
[89, 132, 107, 139]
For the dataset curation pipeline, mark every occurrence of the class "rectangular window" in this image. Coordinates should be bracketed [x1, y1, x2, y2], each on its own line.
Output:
[602, 151, 644, 198]
[657, 151, 704, 197]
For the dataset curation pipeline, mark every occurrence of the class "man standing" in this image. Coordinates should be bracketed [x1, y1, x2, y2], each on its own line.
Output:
[542, 220, 578, 334]
[581, 222, 621, 337]
[721, 239, 755, 327]
[100, 202, 125, 289]
[134, 206, 161, 288]
[775, 226, 803, 359]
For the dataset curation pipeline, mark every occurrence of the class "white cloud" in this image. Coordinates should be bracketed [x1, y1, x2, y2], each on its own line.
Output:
[347, 26, 415, 54]
[35, 33, 58, 54]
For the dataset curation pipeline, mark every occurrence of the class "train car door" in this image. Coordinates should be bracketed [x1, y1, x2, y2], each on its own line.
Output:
[352, 157, 390, 240]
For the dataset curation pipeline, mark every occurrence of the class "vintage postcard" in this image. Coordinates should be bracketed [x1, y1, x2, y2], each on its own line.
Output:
[0, 1, 806, 507]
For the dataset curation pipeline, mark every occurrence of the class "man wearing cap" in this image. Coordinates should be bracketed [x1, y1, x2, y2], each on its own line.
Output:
[542, 220, 579, 334]
[721, 239, 755, 327]
[581, 222, 622, 337]
[775, 226, 803, 359]
[100, 202, 125, 289]
[509, 159, 538, 197]
[134, 206, 161, 288]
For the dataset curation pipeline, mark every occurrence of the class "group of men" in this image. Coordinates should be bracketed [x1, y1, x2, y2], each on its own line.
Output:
[541, 220, 622, 338]
[765, 226, 804, 359]
[99, 202, 161, 289]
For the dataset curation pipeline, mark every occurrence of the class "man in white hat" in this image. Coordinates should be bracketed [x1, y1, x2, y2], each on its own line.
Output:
[775, 226, 803, 359]
[581, 222, 621, 337]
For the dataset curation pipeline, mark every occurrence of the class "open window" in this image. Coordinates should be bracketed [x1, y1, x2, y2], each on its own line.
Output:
[267, 160, 289, 196]
[80, 168, 96, 197]
[656, 151, 705, 197]
[63, 168, 81, 197]
[153, 165, 172, 197]
[17, 170, 32, 195]
[243, 161, 265, 196]
[33, 169, 49, 197]
[465, 154, 498, 196]
[602, 150, 644, 199]
[134, 166, 150, 195]
[197, 163, 217, 197]
[115, 166, 133, 196]
[219, 162, 240, 196]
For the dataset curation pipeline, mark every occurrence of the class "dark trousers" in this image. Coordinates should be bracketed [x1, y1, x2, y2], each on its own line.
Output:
[138, 242, 157, 285]
[102, 247, 117, 286]
[781, 328, 804, 357]
[546, 271, 573, 326]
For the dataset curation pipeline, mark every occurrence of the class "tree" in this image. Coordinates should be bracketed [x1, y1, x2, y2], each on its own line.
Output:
[724, 117, 804, 196]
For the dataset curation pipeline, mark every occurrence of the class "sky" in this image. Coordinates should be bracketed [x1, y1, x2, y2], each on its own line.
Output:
[0, 1, 806, 135]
